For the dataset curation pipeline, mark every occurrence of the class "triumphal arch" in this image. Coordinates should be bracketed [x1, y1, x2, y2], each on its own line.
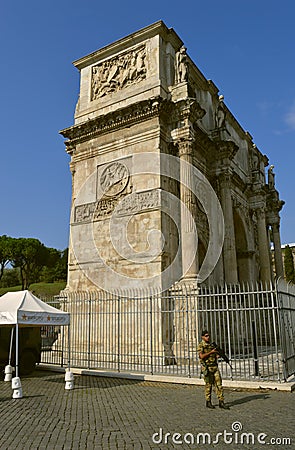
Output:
[60, 21, 284, 293]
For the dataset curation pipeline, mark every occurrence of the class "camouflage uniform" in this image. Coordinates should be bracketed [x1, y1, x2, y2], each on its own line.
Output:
[197, 340, 224, 402]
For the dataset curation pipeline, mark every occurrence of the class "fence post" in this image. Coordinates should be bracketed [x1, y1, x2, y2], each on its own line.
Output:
[87, 297, 91, 369]
[61, 295, 66, 367]
[251, 320, 259, 376]
[271, 283, 282, 381]
[185, 287, 191, 377]
[117, 294, 120, 373]
[276, 281, 289, 382]
[225, 283, 233, 379]
[150, 295, 153, 375]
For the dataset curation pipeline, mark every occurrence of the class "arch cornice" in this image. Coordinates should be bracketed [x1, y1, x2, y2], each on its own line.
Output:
[60, 97, 171, 153]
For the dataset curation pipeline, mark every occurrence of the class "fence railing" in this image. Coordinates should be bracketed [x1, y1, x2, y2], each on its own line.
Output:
[40, 280, 295, 382]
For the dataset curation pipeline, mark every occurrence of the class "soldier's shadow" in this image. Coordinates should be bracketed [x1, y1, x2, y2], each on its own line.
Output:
[228, 393, 270, 407]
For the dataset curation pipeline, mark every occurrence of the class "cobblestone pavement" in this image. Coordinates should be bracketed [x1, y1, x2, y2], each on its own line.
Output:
[0, 370, 294, 449]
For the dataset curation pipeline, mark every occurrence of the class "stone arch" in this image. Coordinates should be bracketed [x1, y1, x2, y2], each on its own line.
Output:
[198, 237, 207, 269]
[233, 209, 253, 283]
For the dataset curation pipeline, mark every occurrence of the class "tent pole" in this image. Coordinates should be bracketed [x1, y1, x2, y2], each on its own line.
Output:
[9, 327, 14, 365]
[12, 323, 22, 398]
[4, 328, 14, 382]
[15, 324, 19, 378]
[67, 324, 71, 370]
[65, 323, 74, 390]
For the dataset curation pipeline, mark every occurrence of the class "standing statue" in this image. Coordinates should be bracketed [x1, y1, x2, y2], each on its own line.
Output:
[215, 96, 226, 128]
[175, 46, 188, 84]
[268, 165, 275, 189]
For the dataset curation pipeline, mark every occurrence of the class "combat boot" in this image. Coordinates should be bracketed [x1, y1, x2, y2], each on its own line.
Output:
[206, 400, 215, 409]
[219, 400, 230, 410]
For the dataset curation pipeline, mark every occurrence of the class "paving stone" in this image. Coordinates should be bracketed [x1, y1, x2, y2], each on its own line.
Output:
[0, 370, 294, 449]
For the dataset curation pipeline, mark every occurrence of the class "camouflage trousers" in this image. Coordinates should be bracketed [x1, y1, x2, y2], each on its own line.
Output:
[202, 366, 224, 401]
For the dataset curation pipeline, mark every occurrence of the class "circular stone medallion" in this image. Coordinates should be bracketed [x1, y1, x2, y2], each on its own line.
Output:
[100, 162, 129, 197]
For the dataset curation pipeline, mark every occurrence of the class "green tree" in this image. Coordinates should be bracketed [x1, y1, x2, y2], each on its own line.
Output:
[0, 268, 20, 288]
[56, 248, 68, 281]
[0, 235, 14, 282]
[10, 238, 50, 289]
[284, 245, 295, 283]
[40, 247, 68, 282]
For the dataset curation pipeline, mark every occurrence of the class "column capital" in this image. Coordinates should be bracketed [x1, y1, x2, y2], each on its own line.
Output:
[217, 168, 233, 188]
[267, 190, 285, 214]
[272, 222, 280, 233]
[217, 140, 239, 161]
[265, 209, 281, 227]
[171, 125, 195, 145]
[253, 207, 266, 221]
[174, 98, 206, 124]
[177, 139, 194, 158]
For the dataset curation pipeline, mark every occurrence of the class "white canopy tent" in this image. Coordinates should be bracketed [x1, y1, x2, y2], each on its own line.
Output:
[0, 290, 71, 397]
[0, 290, 70, 326]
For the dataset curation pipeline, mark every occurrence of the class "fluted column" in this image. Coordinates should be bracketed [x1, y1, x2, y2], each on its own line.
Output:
[272, 222, 284, 278]
[178, 138, 199, 279]
[255, 208, 272, 282]
[219, 171, 238, 284]
[170, 98, 205, 282]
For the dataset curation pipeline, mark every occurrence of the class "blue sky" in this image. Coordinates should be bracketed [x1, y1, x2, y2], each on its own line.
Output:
[1, 1, 294, 250]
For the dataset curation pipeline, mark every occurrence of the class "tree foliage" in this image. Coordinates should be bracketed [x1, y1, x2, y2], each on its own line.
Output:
[10, 238, 50, 289]
[40, 248, 68, 283]
[0, 235, 14, 282]
[284, 245, 295, 283]
[0, 268, 20, 288]
[0, 235, 68, 289]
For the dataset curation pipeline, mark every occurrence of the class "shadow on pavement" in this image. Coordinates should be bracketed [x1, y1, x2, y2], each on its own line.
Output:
[0, 397, 11, 402]
[228, 393, 270, 407]
[27, 369, 143, 389]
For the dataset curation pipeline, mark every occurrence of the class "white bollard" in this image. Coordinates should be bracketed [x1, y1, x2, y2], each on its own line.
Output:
[4, 365, 13, 382]
[12, 388, 23, 399]
[11, 376, 23, 399]
[11, 376, 21, 389]
[65, 370, 74, 390]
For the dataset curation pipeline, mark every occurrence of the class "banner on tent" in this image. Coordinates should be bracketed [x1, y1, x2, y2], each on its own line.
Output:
[17, 312, 69, 325]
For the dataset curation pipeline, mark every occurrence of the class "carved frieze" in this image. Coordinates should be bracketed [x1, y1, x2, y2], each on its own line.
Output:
[91, 45, 147, 100]
[74, 189, 160, 224]
[114, 190, 160, 216]
[74, 201, 96, 223]
[74, 198, 120, 223]
[95, 198, 119, 219]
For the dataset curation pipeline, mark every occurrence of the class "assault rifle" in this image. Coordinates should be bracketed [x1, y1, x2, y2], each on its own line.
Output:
[211, 342, 233, 370]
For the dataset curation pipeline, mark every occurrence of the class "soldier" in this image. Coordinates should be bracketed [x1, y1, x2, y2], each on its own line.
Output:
[197, 330, 230, 409]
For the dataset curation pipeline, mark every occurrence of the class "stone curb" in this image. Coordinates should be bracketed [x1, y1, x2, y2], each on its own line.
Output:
[38, 364, 295, 392]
